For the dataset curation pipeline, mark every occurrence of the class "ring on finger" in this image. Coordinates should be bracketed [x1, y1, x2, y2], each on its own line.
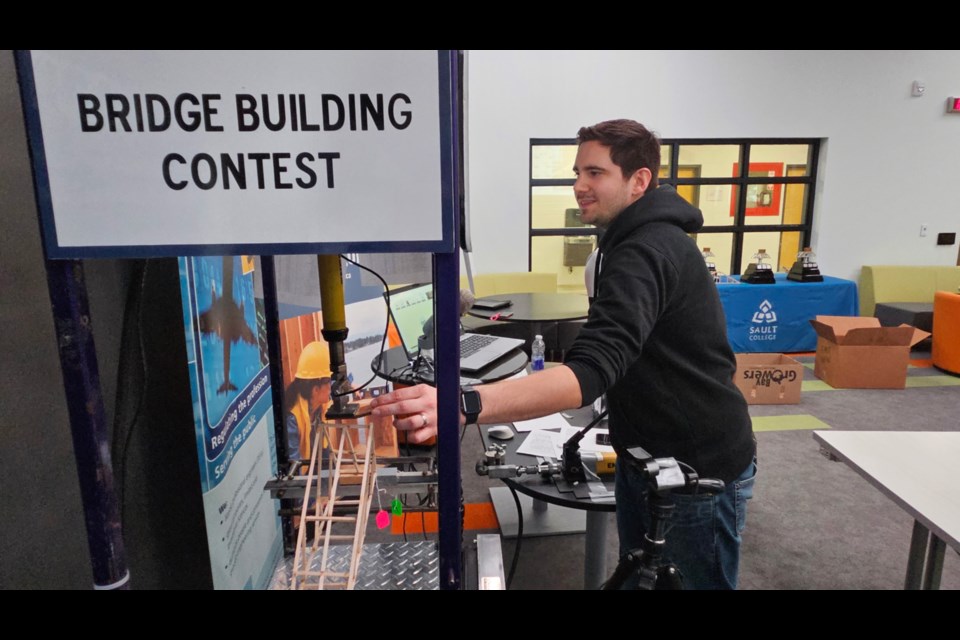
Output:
[420, 413, 429, 428]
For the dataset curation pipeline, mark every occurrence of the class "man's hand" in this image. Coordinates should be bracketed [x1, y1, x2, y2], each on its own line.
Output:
[369, 384, 447, 444]
[369, 365, 582, 444]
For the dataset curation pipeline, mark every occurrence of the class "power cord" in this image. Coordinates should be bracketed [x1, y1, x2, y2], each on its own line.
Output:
[506, 484, 524, 590]
[332, 255, 391, 397]
[476, 421, 523, 589]
[113, 259, 150, 524]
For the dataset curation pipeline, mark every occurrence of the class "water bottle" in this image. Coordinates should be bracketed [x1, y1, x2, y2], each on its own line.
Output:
[531, 334, 546, 371]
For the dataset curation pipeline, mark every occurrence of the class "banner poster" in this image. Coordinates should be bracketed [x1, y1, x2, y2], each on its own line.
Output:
[277, 255, 399, 467]
[178, 255, 283, 589]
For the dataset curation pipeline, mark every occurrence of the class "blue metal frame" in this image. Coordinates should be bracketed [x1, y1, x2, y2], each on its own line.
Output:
[17, 50, 465, 590]
[45, 259, 130, 589]
[258, 256, 296, 551]
[434, 50, 462, 590]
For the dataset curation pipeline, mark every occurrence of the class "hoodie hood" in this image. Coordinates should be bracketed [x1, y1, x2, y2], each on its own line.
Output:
[599, 185, 703, 252]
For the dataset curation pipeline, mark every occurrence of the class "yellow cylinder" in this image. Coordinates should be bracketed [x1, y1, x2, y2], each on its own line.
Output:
[317, 255, 346, 332]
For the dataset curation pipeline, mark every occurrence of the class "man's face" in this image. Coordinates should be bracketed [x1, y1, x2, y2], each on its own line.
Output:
[573, 141, 650, 228]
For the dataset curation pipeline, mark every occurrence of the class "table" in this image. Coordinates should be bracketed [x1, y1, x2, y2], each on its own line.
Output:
[812, 430, 960, 589]
[468, 292, 589, 337]
[718, 273, 858, 352]
[480, 409, 616, 590]
[371, 345, 527, 387]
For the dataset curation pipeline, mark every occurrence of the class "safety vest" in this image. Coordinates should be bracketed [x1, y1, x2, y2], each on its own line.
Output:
[291, 396, 315, 461]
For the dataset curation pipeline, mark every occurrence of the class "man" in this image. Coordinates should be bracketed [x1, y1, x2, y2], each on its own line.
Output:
[370, 119, 756, 589]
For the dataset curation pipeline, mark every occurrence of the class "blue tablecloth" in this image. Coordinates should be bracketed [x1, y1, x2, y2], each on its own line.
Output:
[717, 273, 858, 352]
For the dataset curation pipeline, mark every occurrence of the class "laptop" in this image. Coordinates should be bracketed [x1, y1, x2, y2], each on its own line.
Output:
[386, 284, 525, 373]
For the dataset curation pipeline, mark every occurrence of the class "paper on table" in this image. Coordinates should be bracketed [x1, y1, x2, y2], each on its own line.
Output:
[559, 426, 614, 454]
[513, 413, 572, 433]
[516, 429, 563, 458]
[586, 482, 615, 502]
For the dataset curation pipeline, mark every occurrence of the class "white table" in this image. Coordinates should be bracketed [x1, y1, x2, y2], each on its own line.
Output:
[813, 431, 960, 589]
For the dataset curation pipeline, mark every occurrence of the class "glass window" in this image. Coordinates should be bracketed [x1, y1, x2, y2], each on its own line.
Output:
[678, 145, 741, 178]
[749, 145, 812, 175]
[692, 233, 735, 278]
[777, 231, 805, 271]
[532, 186, 578, 230]
[744, 182, 808, 227]
[532, 144, 578, 180]
[530, 138, 819, 277]
[740, 233, 790, 274]
[658, 144, 673, 179]
[702, 184, 735, 227]
[531, 235, 596, 293]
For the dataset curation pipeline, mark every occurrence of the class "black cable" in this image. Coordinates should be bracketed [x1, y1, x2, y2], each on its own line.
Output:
[409, 350, 443, 385]
[421, 510, 427, 541]
[578, 409, 609, 435]
[332, 255, 391, 397]
[676, 460, 700, 494]
[677, 460, 697, 475]
[506, 484, 524, 590]
[113, 259, 150, 524]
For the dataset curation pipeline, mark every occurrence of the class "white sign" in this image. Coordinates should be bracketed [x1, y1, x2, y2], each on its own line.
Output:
[20, 50, 454, 257]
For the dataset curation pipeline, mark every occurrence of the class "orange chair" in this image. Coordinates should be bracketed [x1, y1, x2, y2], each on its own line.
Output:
[932, 291, 960, 375]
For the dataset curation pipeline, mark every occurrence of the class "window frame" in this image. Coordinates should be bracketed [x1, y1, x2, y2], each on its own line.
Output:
[529, 137, 821, 275]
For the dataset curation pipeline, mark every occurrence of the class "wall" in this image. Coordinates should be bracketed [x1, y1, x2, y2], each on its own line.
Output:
[1, 51, 99, 587]
[2, 52, 212, 589]
[465, 50, 960, 281]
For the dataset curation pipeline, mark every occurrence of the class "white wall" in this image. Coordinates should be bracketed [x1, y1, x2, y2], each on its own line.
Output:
[465, 50, 960, 281]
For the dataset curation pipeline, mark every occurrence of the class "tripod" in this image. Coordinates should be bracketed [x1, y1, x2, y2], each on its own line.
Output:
[601, 446, 725, 590]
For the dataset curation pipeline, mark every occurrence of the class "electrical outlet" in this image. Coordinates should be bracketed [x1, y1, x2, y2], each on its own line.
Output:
[920, 224, 928, 237]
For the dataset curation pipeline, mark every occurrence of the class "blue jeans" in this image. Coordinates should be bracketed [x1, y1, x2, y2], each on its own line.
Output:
[615, 457, 757, 590]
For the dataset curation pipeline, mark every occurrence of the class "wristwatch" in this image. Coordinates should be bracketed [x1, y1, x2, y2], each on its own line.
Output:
[460, 387, 482, 425]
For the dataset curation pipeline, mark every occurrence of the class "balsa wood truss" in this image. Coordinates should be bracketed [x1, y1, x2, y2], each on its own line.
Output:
[290, 418, 377, 590]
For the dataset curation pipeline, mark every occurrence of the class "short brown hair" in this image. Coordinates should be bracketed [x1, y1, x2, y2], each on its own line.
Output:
[577, 119, 660, 189]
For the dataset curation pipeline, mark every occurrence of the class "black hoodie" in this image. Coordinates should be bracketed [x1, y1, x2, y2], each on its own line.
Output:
[564, 185, 754, 483]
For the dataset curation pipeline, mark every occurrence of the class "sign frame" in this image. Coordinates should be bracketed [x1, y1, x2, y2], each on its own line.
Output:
[15, 50, 458, 259]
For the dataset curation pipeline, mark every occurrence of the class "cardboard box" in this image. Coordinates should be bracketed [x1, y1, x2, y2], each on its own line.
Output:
[809, 316, 930, 389]
[734, 354, 804, 404]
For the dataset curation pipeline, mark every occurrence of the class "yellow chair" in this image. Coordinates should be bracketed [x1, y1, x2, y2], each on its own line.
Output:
[932, 291, 960, 375]
[460, 272, 558, 298]
[859, 266, 960, 316]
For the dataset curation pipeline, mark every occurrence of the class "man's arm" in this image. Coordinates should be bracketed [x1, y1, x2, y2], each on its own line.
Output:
[368, 365, 582, 443]
[476, 364, 582, 423]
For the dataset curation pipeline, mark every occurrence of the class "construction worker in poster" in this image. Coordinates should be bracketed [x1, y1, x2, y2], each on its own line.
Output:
[284, 341, 333, 465]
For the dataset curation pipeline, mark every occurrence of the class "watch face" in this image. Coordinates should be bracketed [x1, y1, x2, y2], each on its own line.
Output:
[461, 390, 482, 414]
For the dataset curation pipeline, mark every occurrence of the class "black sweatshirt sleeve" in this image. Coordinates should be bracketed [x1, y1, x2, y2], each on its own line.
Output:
[563, 239, 679, 406]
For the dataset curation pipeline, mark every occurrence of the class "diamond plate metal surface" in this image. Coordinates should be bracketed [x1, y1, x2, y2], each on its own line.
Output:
[270, 542, 439, 590]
